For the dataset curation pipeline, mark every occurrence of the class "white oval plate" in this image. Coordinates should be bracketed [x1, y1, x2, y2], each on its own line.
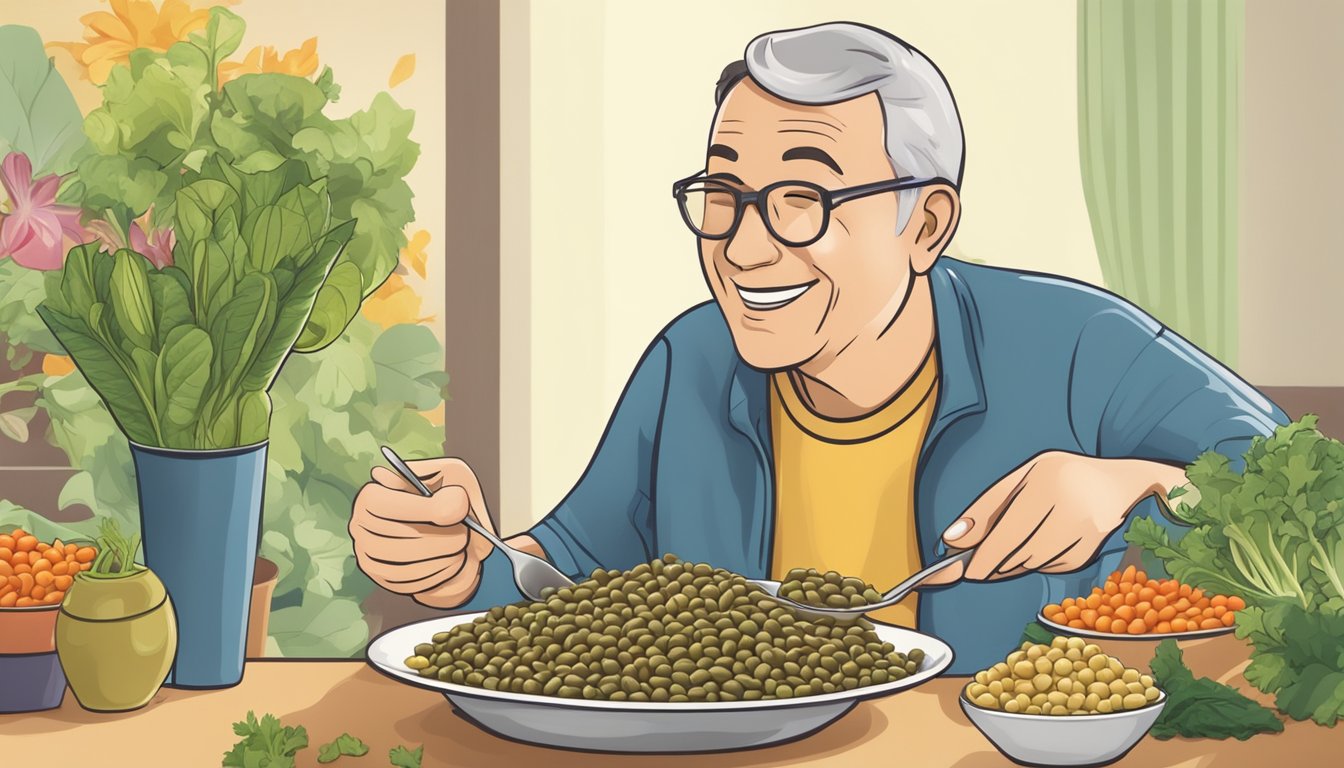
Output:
[1036, 611, 1236, 641]
[367, 611, 954, 753]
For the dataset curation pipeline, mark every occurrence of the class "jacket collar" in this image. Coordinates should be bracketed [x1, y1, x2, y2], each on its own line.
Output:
[727, 258, 987, 445]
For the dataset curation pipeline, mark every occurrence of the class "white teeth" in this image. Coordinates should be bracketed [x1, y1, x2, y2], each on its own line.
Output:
[735, 283, 812, 311]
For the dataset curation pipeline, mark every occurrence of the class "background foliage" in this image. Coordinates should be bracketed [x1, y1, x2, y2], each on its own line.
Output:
[0, 3, 443, 657]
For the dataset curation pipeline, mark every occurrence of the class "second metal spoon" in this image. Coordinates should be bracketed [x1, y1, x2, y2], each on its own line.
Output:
[748, 547, 977, 621]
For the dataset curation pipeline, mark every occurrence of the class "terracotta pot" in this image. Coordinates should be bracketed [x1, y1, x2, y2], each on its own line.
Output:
[245, 557, 278, 658]
[0, 605, 66, 713]
[55, 568, 177, 712]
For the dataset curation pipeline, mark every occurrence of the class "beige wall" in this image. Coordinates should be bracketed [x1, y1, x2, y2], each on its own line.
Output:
[499, 0, 1102, 530]
[1239, 0, 1344, 387]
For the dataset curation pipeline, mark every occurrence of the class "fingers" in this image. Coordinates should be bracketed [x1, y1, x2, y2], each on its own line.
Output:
[358, 483, 472, 526]
[963, 489, 1053, 581]
[356, 550, 467, 595]
[942, 458, 1037, 550]
[354, 524, 468, 564]
[355, 510, 469, 551]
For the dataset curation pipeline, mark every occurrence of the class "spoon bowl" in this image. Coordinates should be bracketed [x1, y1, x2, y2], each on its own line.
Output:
[752, 548, 976, 621]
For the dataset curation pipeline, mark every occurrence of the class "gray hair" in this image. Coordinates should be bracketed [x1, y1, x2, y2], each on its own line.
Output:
[715, 23, 964, 233]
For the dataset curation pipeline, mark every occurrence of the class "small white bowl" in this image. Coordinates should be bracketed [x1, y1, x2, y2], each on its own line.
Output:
[959, 690, 1166, 767]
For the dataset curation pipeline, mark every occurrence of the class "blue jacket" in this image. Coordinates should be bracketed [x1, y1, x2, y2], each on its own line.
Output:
[463, 258, 1286, 674]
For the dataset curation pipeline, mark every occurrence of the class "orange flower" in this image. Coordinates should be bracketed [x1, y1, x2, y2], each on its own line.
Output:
[361, 230, 434, 328]
[49, 0, 210, 85]
[362, 272, 427, 330]
[218, 37, 320, 85]
[402, 230, 430, 278]
[42, 355, 77, 377]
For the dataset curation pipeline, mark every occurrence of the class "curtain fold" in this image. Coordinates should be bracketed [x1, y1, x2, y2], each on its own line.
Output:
[1078, 0, 1242, 363]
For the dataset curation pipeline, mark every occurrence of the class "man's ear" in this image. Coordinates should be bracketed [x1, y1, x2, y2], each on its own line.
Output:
[909, 185, 961, 274]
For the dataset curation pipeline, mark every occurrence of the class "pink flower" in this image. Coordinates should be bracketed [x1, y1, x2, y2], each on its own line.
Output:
[128, 210, 175, 269]
[0, 152, 87, 270]
[86, 207, 175, 269]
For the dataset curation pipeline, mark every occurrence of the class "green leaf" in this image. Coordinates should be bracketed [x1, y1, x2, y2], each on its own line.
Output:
[176, 179, 242, 244]
[0, 501, 95, 543]
[268, 596, 368, 657]
[37, 305, 157, 444]
[371, 324, 446, 410]
[244, 205, 308, 272]
[388, 745, 422, 768]
[0, 411, 29, 443]
[149, 268, 195, 348]
[156, 326, 212, 429]
[316, 733, 368, 763]
[189, 6, 246, 67]
[242, 220, 355, 392]
[109, 249, 156, 349]
[0, 25, 88, 174]
[208, 273, 273, 405]
[1148, 639, 1284, 740]
[234, 149, 286, 174]
[237, 390, 271, 446]
[222, 711, 308, 768]
[295, 261, 362, 353]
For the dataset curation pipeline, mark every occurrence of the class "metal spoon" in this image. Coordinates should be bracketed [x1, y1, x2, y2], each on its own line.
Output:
[380, 446, 576, 601]
[748, 547, 977, 621]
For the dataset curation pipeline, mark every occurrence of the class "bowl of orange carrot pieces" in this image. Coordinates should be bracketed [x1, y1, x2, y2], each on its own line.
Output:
[0, 526, 97, 713]
[1038, 565, 1245, 640]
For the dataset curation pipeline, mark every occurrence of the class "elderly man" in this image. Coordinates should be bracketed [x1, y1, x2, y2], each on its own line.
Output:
[350, 22, 1284, 672]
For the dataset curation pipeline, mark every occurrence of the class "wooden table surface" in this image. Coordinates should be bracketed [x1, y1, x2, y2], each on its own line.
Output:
[2, 660, 1340, 767]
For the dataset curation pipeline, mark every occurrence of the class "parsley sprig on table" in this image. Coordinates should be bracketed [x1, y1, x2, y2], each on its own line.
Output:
[223, 712, 421, 767]
[1148, 640, 1283, 740]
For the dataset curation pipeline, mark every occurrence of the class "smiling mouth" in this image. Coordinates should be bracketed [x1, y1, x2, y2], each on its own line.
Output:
[734, 280, 818, 312]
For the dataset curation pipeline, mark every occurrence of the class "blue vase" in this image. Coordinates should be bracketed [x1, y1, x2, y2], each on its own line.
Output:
[130, 441, 267, 688]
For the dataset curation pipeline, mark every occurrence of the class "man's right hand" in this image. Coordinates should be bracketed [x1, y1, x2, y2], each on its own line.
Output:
[351, 457, 517, 609]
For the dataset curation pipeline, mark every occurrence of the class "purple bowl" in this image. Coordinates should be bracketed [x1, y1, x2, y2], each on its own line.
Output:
[0, 651, 67, 713]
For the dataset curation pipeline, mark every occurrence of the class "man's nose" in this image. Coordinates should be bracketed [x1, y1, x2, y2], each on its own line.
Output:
[723, 204, 782, 271]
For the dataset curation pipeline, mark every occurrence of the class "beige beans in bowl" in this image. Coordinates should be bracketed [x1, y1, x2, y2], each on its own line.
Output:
[960, 637, 1167, 767]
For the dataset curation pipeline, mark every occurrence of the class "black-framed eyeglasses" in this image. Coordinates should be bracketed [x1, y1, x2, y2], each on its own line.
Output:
[672, 171, 953, 247]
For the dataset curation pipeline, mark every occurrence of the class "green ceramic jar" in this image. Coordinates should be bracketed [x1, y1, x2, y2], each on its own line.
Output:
[55, 568, 177, 712]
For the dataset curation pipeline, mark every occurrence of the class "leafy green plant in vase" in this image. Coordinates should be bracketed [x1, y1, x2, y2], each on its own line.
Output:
[56, 519, 176, 711]
[39, 152, 363, 687]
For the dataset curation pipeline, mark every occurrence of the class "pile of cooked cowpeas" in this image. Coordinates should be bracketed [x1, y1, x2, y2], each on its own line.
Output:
[405, 554, 924, 702]
[778, 567, 884, 608]
[965, 637, 1161, 715]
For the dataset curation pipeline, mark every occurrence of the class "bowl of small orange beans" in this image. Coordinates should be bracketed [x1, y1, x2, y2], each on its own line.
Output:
[0, 526, 98, 713]
[1038, 566, 1244, 639]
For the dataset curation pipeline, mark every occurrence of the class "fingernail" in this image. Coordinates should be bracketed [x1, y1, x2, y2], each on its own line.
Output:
[942, 518, 972, 542]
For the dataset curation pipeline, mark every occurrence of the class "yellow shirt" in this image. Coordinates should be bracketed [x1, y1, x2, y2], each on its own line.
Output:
[768, 350, 939, 627]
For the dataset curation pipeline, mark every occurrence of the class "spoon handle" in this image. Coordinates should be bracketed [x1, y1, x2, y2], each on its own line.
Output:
[380, 445, 510, 551]
[877, 547, 976, 604]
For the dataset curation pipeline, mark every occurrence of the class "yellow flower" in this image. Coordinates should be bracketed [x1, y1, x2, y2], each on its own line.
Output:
[218, 37, 320, 85]
[42, 355, 77, 377]
[362, 230, 434, 328]
[420, 402, 444, 427]
[403, 229, 430, 278]
[49, 0, 210, 85]
[362, 272, 428, 330]
[388, 53, 416, 88]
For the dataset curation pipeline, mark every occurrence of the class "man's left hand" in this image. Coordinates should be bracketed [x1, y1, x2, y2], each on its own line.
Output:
[921, 451, 1188, 584]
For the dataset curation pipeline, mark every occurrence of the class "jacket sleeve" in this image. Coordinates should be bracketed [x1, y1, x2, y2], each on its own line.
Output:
[1067, 308, 1288, 552]
[521, 336, 670, 580]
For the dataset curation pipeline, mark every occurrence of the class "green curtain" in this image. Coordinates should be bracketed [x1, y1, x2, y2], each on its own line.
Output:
[1078, 0, 1242, 363]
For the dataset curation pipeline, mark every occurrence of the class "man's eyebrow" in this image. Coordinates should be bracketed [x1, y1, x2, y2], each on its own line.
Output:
[782, 146, 844, 175]
[705, 171, 745, 185]
[708, 144, 738, 162]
